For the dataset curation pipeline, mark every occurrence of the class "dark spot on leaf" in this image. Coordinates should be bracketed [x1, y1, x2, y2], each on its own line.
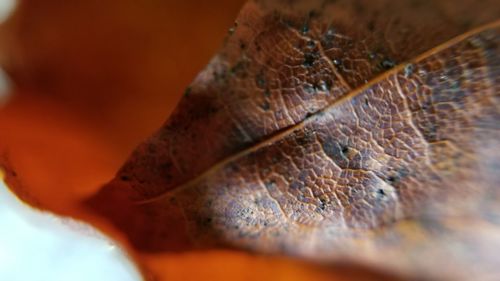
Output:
[230, 61, 246, 76]
[183, 87, 192, 97]
[322, 28, 336, 48]
[380, 58, 396, 70]
[404, 63, 415, 77]
[317, 198, 327, 211]
[264, 88, 271, 97]
[228, 21, 238, 35]
[303, 83, 315, 94]
[377, 188, 386, 196]
[296, 129, 315, 145]
[341, 145, 349, 155]
[301, 22, 309, 34]
[314, 80, 329, 92]
[386, 168, 409, 185]
[256, 73, 266, 88]
[303, 52, 316, 67]
[260, 101, 271, 111]
[421, 101, 431, 110]
[255, 42, 262, 52]
[322, 138, 350, 167]
[227, 163, 240, 173]
[421, 121, 438, 142]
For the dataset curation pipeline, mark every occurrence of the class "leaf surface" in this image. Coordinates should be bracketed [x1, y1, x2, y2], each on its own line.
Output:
[89, 0, 500, 280]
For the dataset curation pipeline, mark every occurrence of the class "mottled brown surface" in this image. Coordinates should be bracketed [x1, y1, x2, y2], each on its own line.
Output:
[110, 0, 500, 199]
[88, 0, 500, 280]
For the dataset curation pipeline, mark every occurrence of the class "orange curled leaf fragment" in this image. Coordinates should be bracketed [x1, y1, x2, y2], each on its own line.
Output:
[88, 0, 500, 280]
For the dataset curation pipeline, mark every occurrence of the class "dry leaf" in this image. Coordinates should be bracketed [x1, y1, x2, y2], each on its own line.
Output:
[1, 0, 499, 280]
[88, 0, 500, 280]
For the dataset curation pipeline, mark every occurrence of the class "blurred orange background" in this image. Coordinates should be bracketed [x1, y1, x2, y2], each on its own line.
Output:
[0, 0, 244, 215]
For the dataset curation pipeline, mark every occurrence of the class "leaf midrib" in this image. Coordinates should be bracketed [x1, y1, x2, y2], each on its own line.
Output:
[136, 19, 500, 205]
